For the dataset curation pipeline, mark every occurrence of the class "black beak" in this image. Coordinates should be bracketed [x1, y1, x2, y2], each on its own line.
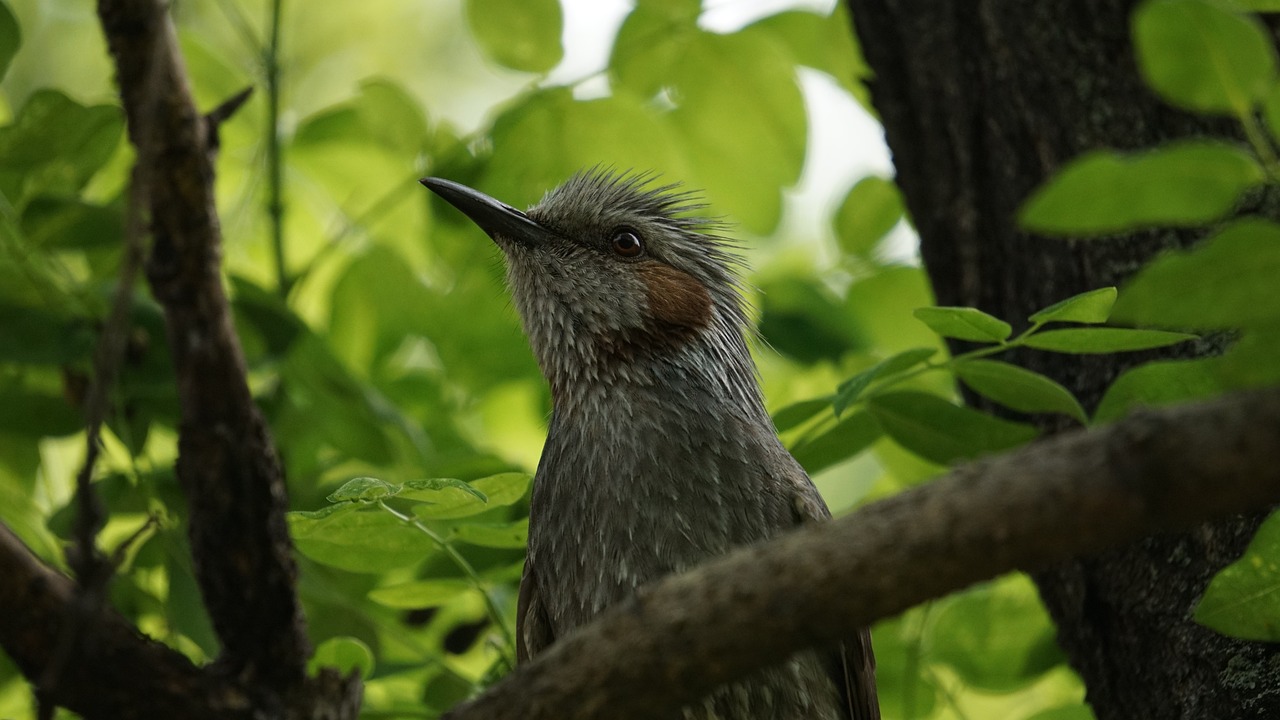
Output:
[420, 177, 555, 248]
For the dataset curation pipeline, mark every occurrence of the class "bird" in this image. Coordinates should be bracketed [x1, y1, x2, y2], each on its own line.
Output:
[421, 169, 878, 720]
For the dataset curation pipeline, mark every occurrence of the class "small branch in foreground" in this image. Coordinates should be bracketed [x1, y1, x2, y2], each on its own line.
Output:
[445, 387, 1280, 720]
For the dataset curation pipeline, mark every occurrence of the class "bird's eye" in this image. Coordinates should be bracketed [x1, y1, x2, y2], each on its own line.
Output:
[611, 230, 644, 258]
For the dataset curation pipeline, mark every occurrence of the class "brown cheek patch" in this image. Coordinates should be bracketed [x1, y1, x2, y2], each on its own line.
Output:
[637, 262, 713, 332]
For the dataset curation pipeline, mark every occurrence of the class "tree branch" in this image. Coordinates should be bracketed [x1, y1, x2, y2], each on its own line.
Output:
[90, 2, 361, 714]
[446, 387, 1280, 720]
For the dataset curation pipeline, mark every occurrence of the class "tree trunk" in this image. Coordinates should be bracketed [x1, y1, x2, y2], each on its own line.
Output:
[844, 1, 1280, 718]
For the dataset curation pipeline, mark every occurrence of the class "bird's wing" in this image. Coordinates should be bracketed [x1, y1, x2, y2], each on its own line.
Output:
[516, 557, 554, 663]
[785, 457, 881, 720]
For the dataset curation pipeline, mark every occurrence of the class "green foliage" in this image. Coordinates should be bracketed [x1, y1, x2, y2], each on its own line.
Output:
[465, 0, 564, 74]
[0, 1, 18, 84]
[1195, 510, 1280, 640]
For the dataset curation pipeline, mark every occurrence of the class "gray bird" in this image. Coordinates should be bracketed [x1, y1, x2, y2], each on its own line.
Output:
[422, 170, 878, 720]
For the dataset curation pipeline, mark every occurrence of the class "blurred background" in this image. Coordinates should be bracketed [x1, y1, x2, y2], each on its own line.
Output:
[0, 1, 1089, 718]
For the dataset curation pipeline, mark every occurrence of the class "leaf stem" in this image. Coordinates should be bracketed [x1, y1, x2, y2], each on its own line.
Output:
[1239, 109, 1280, 180]
[376, 500, 517, 662]
[265, 0, 289, 297]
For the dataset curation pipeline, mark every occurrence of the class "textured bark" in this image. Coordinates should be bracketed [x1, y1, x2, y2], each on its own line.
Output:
[844, 1, 1280, 717]
[445, 388, 1280, 720]
[0, 0, 357, 716]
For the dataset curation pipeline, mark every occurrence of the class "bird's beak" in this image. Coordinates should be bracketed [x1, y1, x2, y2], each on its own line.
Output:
[420, 177, 556, 249]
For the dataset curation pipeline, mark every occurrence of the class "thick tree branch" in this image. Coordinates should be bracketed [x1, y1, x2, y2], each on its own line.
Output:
[0, 524, 253, 718]
[447, 387, 1280, 720]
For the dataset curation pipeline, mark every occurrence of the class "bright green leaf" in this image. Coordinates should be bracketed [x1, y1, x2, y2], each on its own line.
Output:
[954, 360, 1087, 423]
[833, 348, 937, 415]
[402, 478, 490, 519]
[368, 579, 479, 609]
[1134, 0, 1277, 115]
[471, 472, 532, 507]
[1019, 141, 1263, 235]
[1029, 287, 1118, 325]
[0, 89, 124, 196]
[930, 576, 1065, 691]
[452, 519, 529, 549]
[326, 477, 400, 503]
[1026, 703, 1098, 720]
[1195, 509, 1280, 640]
[1022, 327, 1196, 353]
[308, 637, 375, 678]
[1112, 219, 1280, 329]
[740, 7, 872, 104]
[834, 175, 904, 256]
[913, 307, 1012, 343]
[772, 398, 831, 433]
[465, 0, 563, 73]
[288, 506, 436, 573]
[1093, 358, 1225, 423]
[867, 391, 1038, 465]
[790, 410, 882, 475]
[0, 1, 21, 84]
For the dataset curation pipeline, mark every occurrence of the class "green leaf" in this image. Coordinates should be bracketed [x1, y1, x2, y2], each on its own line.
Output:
[1264, 81, 1280, 144]
[833, 348, 937, 415]
[0, 0, 21, 84]
[740, 7, 872, 104]
[402, 478, 490, 519]
[288, 506, 435, 573]
[308, 637, 375, 678]
[913, 307, 1012, 343]
[0, 89, 124, 196]
[790, 411, 882, 475]
[452, 519, 529, 549]
[1029, 287, 1117, 325]
[1195, 509, 1280, 641]
[368, 579, 479, 609]
[470, 472, 532, 507]
[772, 398, 831, 433]
[954, 360, 1087, 423]
[0, 302, 94, 364]
[1026, 705, 1097, 720]
[21, 197, 125, 250]
[326, 476, 401, 503]
[1093, 358, 1225, 423]
[1019, 142, 1263, 235]
[834, 175, 904, 256]
[930, 576, 1065, 691]
[1022, 328, 1196, 353]
[867, 391, 1038, 465]
[1111, 219, 1280, 329]
[758, 276, 867, 365]
[1134, 0, 1277, 115]
[465, 0, 563, 73]
[0, 380, 81, 437]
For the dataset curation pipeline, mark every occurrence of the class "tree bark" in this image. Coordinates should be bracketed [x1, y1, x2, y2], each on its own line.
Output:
[845, 1, 1280, 717]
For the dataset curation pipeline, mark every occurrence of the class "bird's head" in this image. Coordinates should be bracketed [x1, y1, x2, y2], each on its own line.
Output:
[422, 170, 761, 410]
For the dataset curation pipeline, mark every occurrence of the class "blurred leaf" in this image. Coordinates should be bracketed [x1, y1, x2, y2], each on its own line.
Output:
[833, 347, 937, 415]
[452, 519, 529, 549]
[1265, 82, 1280, 143]
[466, 0, 563, 73]
[0, 89, 124, 198]
[834, 175, 904, 256]
[955, 360, 1087, 423]
[327, 476, 401, 503]
[0, 384, 80, 437]
[231, 277, 308, 358]
[0, 302, 94, 364]
[1093, 358, 1225, 422]
[790, 410, 882, 475]
[21, 196, 123, 250]
[1027, 705, 1097, 720]
[1019, 142, 1263, 235]
[913, 307, 1012, 343]
[870, 613, 940, 718]
[0, 0, 19, 83]
[282, 335, 399, 464]
[1022, 327, 1196, 353]
[1134, 0, 1276, 115]
[868, 391, 1038, 464]
[741, 6, 872, 104]
[610, 0, 703, 98]
[930, 576, 1065, 691]
[309, 636, 375, 678]
[1112, 219, 1280, 329]
[368, 579, 478, 609]
[772, 398, 831, 433]
[288, 505, 435, 573]
[1217, 329, 1280, 388]
[758, 276, 866, 364]
[1029, 287, 1117, 325]
[1195, 509, 1280, 640]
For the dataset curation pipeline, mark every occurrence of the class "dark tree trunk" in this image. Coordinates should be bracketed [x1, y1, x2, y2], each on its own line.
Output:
[844, 1, 1280, 718]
